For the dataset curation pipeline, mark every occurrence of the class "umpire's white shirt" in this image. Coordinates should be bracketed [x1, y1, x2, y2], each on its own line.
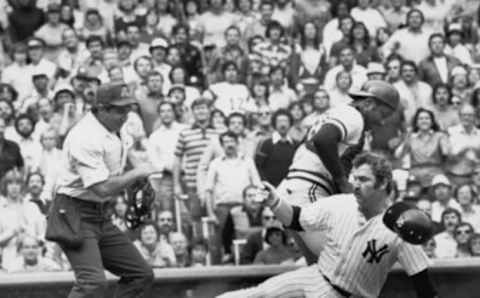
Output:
[56, 112, 128, 202]
[299, 194, 430, 298]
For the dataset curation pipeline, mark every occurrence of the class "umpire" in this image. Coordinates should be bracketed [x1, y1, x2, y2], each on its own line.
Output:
[46, 82, 157, 297]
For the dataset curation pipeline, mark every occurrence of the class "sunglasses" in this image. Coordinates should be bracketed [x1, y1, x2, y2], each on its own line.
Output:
[456, 229, 472, 235]
[258, 111, 271, 116]
[159, 218, 173, 222]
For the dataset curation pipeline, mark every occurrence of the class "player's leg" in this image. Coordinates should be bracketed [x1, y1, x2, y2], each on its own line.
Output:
[99, 221, 154, 298]
[217, 266, 321, 298]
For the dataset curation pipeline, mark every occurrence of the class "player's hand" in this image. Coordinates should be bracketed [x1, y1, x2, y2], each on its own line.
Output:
[260, 181, 281, 207]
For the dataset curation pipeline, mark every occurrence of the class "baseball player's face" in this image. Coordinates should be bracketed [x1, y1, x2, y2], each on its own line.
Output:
[351, 164, 384, 212]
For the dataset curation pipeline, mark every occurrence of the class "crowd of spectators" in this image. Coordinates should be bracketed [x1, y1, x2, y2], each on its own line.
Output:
[1, 0, 480, 274]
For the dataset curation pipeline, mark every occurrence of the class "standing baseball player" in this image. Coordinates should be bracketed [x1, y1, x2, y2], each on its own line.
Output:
[46, 82, 158, 298]
[278, 81, 401, 262]
[218, 152, 438, 298]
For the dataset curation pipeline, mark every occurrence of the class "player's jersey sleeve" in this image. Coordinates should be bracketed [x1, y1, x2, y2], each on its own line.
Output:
[397, 241, 431, 276]
[299, 194, 348, 231]
[322, 105, 364, 145]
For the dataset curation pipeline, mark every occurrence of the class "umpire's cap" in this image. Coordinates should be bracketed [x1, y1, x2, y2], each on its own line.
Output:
[349, 80, 400, 110]
[96, 83, 137, 107]
[383, 202, 434, 245]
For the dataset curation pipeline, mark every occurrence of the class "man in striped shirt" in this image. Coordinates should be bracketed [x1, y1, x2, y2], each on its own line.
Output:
[173, 97, 218, 235]
[218, 152, 438, 298]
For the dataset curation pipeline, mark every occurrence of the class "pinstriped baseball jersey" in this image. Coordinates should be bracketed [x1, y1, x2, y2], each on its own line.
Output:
[286, 104, 364, 196]
[299, 194, 430, 298]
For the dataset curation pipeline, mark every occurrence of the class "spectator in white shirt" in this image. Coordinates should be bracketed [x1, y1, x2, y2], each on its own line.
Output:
[268, 66, 297, 111]
[350, 0, 387, 37]
[382, 8, 433, 65]
[272, 0, 294, 31]
[36, 128, 62, 202]
[434, 208, 462, 258]
[34, 3, 70, 61]
[26, 37, 58, 84]
[381, 0, 410, 31]
[133, 221, 176, 268]
[323, 46, 368, 92]
[393, 60, 433, 124]
[148, 102, 187, 212]
[445, 23, 473, 66]
[205, 61, 250, 116]
[6, 235, 60, 273]
[199, 0, 234, 48]
[7, 114, 42, 173]
[430, 174, 461, 223]
[1, 43, 33, 102]
[56, 28, 89, 82]
[150, 38, 172, 95]
[455, 183, 480, 232]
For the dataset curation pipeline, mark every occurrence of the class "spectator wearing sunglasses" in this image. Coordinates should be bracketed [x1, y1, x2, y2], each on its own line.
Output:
[454, 222, 474, 258]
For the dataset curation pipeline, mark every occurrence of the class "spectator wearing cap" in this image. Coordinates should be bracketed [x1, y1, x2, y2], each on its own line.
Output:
[350, 0, 386, 37]
[418, 33, 461, 87]
[450, 66, 472, 105]
[135, 71, 165, 135]
[253, 225, 296, 265]
[446, 104, 480, 184]
[324, 46, 367, 93]
[445, 23, 473, 66]
[7, 0, 45, 42]
[148, 102, 187, 212]
[395, 108, 450, 187]
[57, 28, 89, 82]
[27, 37, 58, 83]
[431, 83, 460, 130]
[393, 60, 433, 124]
[150, 38, 172, 93]
[2, 43, 34, 102]
[434, 208, 462, 258]
[430, 174, 461, 222]
[34, 3, 69, 60]
[170, 24, 204, 87]
[0, 117, 24, 180]
[382, 9, 433, 65]
[366, 62, 386, 81]
[204, 61, 250, 116]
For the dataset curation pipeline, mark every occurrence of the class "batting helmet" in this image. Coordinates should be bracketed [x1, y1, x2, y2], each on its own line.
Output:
[383, 202, 434, 245]
[349, 80, 400, 110]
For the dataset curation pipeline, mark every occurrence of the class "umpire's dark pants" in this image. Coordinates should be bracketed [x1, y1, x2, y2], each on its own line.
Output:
[60, 196, 154, 298]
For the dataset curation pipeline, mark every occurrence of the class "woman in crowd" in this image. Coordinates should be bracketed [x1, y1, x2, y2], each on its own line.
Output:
[111, 195, 129, 233]
[394, 108, 450, 187]
[431, 83, 461, 130]
[454, 222, 474, 258]
[455, 184, 480, 232]
[287, 102, 307, 143]
[133, 221, 177, 268]
[140, 10, 164, 44]
[290, 21, 327, 88]
[0, 170, 45, 270]
[210, 109, 228, 133]
[348, 21, 381, 67]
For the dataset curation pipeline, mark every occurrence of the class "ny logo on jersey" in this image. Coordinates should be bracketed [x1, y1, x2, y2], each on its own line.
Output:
[362, 239, 389, 264]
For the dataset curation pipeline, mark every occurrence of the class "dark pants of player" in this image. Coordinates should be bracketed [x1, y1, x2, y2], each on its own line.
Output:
[60, 196, 154, 298]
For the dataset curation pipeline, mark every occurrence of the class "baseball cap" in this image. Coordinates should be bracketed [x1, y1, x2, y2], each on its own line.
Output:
[366, 62, 386, 76]
[27, 37, 45, 48]
[447, 23, 462, 35]
[349, 80, 400, 110]
[150, 38, 168, 50]
[431, 174, 451, 187]
[54, 83, 75, 99]
[451, 65, 467, 77]
[96, 83, 137, 107]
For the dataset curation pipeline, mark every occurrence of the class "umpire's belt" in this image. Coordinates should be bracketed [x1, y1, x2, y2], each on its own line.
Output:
[322, 275, 352, 298]
[286, 168, 335, 195]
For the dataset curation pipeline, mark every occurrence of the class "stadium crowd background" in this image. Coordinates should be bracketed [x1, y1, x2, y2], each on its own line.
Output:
[1, 0, 480, 273]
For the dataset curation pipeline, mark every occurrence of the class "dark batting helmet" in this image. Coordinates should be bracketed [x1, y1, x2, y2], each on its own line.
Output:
[383, 202, 434, 245]
[349, 80, 400, 110]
